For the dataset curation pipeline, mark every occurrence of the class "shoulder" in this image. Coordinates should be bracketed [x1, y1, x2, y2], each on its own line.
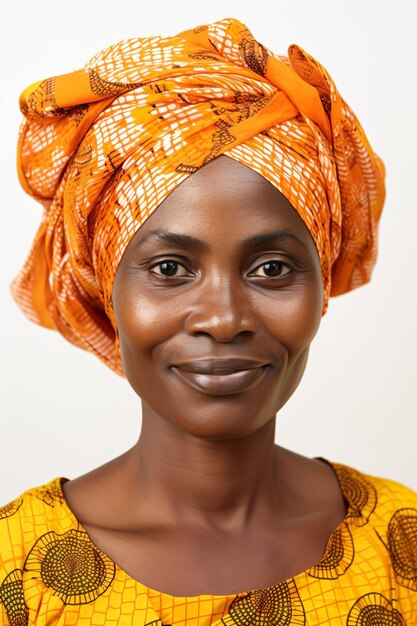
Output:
[367, 469, 417, 510]
[329, 460, 417, 523]
[0, 477, 117, 625]
[350, 464, 417, 547]
[331, 460, 417, 579]
[0, 477, 69, 576]
[334, 461, 417, 512]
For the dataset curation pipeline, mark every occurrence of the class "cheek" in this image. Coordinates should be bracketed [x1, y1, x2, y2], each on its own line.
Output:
[125, 300, 171, 347]
[259, 283, 323, 354]
[258, 283, 322, 406]
[114, 282, 181, 361]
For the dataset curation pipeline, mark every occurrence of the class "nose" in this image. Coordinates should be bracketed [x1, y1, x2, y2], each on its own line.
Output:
[183, 273, 257, 342]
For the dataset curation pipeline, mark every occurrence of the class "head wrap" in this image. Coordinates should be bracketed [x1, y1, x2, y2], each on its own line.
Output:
[10, 17, 386, 377]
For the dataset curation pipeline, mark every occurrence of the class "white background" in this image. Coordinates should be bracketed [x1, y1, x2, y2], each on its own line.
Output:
[1, 0, 416, 504]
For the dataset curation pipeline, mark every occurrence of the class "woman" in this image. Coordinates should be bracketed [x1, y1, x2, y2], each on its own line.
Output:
[1, 16, 416, 626]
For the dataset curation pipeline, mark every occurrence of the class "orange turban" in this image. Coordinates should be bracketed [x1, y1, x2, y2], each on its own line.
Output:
[10, 17, 386, 377]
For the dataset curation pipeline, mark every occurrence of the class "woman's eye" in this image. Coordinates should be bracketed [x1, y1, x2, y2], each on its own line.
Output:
[150, 259, 292, 278]
[148, 259, 293, 279]
[250, 261, 292, 278]
[150, 260, 188, 278]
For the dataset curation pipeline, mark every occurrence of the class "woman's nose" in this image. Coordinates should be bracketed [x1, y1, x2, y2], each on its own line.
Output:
[183, 273, 257, 342]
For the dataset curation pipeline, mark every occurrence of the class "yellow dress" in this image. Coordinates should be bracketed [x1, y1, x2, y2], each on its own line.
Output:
[0, 459, 416, 625]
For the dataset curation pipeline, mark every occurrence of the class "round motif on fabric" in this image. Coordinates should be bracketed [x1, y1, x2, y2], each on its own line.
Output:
[307, 521, 354, 579]
[26, 77, 67, 119]
[387, 507, 417, 592]
[239, 34, 269, 77]
[0, 568, 29, 626]
[347, 592, 406, 625]
[335, 465, 377, 526]
[0, 498, 22, 520]
[222, 579, 305, 625]
[35, 480, 66, 508]
[88, 70, 141, 97]
[24, 529, 115, 604]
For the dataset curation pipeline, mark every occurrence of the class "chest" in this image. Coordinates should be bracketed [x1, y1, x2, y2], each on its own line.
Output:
[81, 512, 340, 596]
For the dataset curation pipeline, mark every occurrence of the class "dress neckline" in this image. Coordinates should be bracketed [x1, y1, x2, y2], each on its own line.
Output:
[52, 456, 365, 601]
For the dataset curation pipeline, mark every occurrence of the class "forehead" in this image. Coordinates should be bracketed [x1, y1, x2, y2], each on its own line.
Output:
[130, 155, 314, 247]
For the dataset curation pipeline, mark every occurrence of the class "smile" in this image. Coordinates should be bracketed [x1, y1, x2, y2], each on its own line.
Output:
[171, 365, 269, 396]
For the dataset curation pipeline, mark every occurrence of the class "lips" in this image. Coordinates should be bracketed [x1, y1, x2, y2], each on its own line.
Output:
[172, 358, 268, 375]
[171, 359, 269, 395]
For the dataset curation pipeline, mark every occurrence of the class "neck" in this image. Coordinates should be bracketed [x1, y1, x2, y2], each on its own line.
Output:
[124, 401, 282, 530]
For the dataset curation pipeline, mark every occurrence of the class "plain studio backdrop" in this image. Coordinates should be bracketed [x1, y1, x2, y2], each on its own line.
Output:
[1, 0, 416, 504]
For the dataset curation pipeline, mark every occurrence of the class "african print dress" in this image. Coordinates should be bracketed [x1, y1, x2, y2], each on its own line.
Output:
[0, 459, 416, 625]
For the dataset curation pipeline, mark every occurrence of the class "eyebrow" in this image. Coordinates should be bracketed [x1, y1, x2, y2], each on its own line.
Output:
[140, 229, 309, 252]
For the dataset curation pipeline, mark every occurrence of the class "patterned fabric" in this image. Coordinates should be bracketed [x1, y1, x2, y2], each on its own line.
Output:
[0, 460, 416, 625]
[10, 17, 386, 377]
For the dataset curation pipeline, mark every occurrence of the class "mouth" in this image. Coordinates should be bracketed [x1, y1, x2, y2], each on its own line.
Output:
[171, 365, 269, 396]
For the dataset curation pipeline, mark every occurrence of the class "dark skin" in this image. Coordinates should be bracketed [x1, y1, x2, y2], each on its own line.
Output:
[62, 155, 348, 596]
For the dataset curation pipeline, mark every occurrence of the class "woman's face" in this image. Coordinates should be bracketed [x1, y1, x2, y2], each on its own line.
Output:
[112, 155, 324, 439]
